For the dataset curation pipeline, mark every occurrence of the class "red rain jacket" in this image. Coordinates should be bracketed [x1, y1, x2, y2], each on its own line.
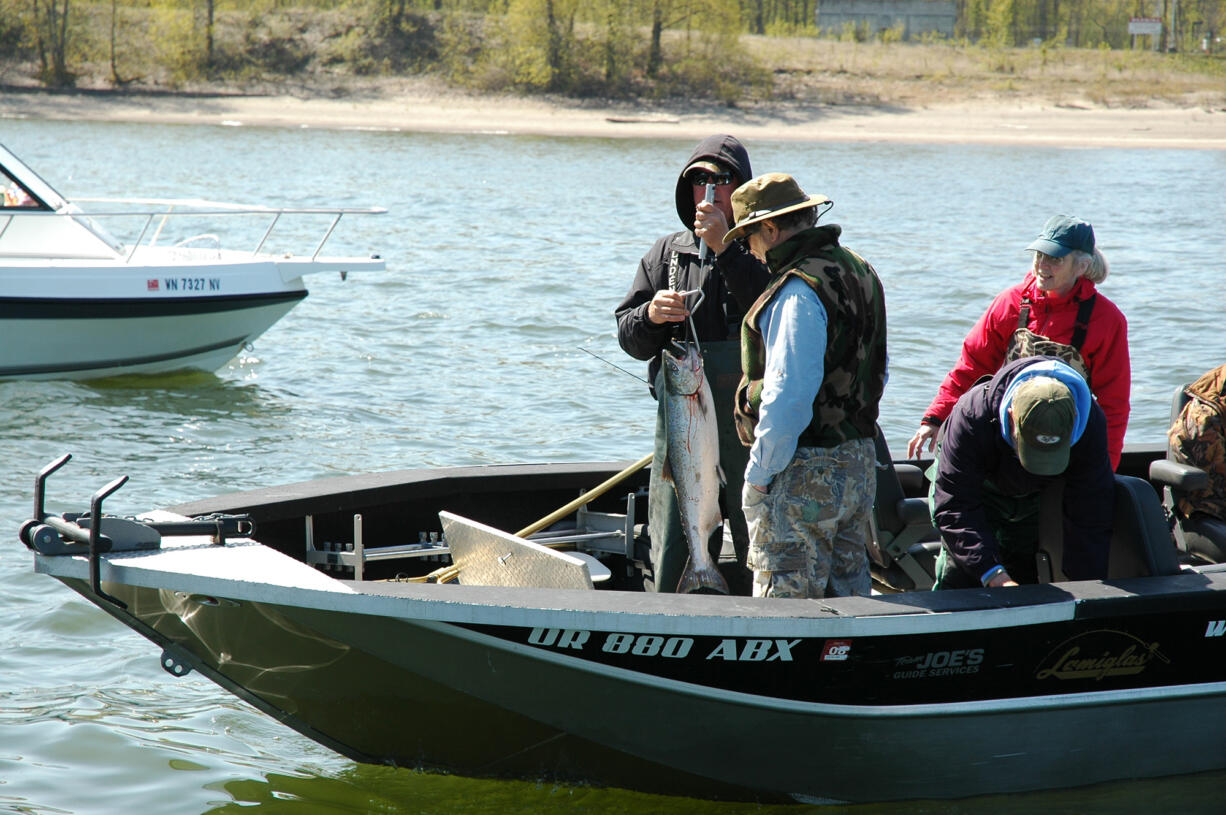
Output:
[922, 273, 1130, 469]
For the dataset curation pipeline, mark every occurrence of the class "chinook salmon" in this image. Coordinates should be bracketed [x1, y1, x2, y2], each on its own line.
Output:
[661, 340, 730, 595]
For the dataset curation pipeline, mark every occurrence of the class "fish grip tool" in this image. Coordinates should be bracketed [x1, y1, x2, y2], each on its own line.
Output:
[673, 287, 706, 356]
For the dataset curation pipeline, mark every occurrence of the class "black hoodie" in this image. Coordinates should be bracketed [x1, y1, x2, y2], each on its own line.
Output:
[615, 135, 769, 393]
[672, 134, 753, 232]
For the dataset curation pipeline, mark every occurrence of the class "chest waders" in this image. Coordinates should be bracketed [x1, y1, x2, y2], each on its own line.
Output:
[1004, 295, 1095, 384]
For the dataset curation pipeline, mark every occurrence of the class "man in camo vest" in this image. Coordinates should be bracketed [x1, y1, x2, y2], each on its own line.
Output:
[726, 173, 888, 599]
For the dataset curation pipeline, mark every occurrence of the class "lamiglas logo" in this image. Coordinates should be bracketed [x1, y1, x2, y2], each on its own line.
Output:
[892, 648, 984, 679]
[1036, 630, 1169, 682]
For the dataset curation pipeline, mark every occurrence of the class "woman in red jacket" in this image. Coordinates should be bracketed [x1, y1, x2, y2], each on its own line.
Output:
[908, 215, 1130, 470]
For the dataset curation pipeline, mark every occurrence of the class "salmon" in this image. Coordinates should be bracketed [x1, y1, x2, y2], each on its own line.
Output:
[660, 340, 730, 595]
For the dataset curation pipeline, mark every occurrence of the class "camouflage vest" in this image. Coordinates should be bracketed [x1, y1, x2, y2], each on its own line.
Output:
[734, 225, 887, 449]
[1170, 363, 1226, 521]
[1003, 295, 1095, 385]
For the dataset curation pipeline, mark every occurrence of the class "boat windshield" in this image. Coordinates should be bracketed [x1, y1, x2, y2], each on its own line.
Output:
[2, 166, 45, 209]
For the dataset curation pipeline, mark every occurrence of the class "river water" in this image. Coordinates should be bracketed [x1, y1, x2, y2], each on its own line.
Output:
[1, 119, 1224, 814]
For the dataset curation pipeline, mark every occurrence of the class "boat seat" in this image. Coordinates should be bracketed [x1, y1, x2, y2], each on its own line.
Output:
[867, 425, 940, 592]
[1037, 475, 1180, 581]
[1147, 383, 1226, 564]
[1107, 474, 1183, 578]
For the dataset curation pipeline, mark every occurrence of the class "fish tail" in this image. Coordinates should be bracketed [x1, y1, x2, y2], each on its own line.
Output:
[677, 559, 730, 595]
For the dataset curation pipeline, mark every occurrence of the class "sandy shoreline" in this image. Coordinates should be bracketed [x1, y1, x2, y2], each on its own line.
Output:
[3, 82, 1226, 149]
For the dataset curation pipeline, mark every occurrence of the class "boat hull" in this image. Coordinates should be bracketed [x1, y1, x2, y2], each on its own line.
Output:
[0, 288, 304, 379]
[40, 546, 1226, 803]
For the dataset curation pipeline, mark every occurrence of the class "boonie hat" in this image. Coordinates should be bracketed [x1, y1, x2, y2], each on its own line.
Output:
[1010, 377, 1077, 476]
[1026, 215, 1095, 258]
[723, 173, 831, 243]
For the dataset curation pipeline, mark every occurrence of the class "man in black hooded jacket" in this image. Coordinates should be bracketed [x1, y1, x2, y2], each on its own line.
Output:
[615, 135, 770, 593]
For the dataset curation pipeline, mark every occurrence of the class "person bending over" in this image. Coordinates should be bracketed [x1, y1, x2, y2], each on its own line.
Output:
[929, 356, 1114, 589]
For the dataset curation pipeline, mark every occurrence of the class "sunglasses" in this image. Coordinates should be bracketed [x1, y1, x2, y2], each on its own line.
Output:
[690, 171, 734, 187]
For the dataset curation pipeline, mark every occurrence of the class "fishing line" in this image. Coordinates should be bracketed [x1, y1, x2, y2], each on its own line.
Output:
[579, 347, 649, 384]
[584, 288, 707, 382]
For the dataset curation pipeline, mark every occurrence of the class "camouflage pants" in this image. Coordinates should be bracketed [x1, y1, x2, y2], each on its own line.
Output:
[742, 438, 875, 599]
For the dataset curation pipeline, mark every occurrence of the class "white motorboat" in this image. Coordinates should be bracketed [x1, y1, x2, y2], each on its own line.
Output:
[0, 142, 385, 380]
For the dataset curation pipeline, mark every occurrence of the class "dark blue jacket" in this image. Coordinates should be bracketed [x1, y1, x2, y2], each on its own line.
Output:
[932, 356, 1115, 582]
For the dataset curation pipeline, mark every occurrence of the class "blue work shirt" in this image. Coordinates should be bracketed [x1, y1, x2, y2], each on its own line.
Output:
[745, 276, 828, 489]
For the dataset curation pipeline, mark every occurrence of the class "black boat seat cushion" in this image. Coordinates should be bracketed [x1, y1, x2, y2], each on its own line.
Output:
[1038, 475, 1180, 581]
[1107, 475, 1182, 579]
[1180, 515, 1226, 563]
[868, 425, 939, 591]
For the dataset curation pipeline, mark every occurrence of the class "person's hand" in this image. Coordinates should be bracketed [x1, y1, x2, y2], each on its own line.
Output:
[986, 571, 1018, 588]
[742, 480, 769, 508]
[694, 199, 730, 257]
[647, 289, 690, 325]
[907, 423, 939, 459]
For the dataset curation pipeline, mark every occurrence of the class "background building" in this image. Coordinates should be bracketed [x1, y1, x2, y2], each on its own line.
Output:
[816, 0, 958, 40]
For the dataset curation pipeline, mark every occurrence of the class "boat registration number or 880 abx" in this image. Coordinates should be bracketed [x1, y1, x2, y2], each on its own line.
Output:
[462, 611, 1226, 706]
[155, 277, 222, 292]
[529, 627, 800, 662]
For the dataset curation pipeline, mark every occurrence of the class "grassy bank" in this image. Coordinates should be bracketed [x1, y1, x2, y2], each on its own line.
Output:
[749, 37, 1226, 109]
[1, 2, 1224, 111]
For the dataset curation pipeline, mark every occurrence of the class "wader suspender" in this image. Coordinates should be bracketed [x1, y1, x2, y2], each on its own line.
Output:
[1070, 294, 1096, 350]
[1015, 298, 1030, 331]
[1016, 294, 1098, 352]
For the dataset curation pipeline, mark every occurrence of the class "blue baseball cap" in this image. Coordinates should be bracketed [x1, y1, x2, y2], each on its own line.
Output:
[1026, 215, 1095, 258]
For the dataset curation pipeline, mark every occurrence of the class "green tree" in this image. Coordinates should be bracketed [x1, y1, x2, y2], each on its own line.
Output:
[501, 0, 576, 89]
[648, 0, 666, 76]
[594, 0, 636, 90]
[958, 0, 988, 39]
[984, 0, 1016, 46]
[30, 0, 72, 85]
